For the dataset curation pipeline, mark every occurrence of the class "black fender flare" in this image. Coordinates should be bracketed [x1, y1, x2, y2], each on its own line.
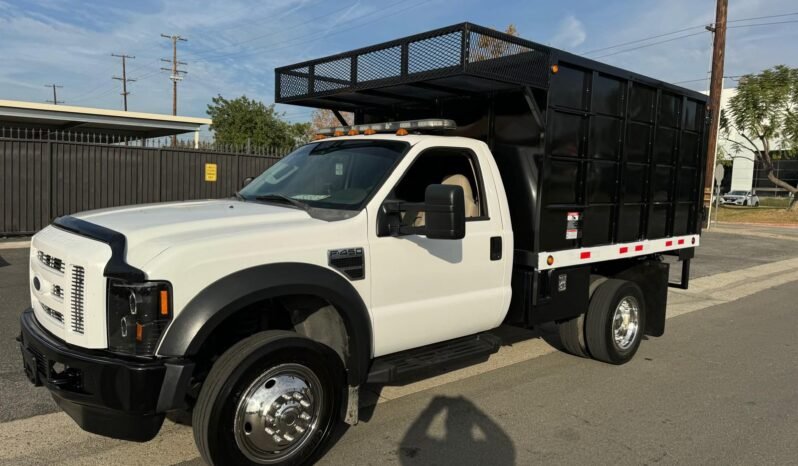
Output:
[156, 263, 372, 386]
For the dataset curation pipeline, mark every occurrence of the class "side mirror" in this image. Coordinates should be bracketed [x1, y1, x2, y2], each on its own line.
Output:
[242, 176, 254, 188]
[424, 184, 465, 240]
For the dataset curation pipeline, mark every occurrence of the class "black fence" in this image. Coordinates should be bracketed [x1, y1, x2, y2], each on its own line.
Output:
[1, 134, 289, 235]
[753, 158, 798, 197]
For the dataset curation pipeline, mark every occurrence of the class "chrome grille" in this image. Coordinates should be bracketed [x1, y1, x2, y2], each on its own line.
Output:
[52, 284, 64, 299]
[37, 250, 65, 273]
[70, 266, 85, 334]
[42, 303, 64, 324]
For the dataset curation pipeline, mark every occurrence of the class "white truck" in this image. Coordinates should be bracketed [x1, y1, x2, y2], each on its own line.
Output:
[19, 24, 707, 465]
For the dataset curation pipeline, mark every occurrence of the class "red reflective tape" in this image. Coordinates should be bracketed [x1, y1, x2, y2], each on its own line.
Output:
[635, 245, 644, 252]
[580, 251, 591, 259]
[678, 239, 685, 245]
[619, 246, 629, 254]
[665, 240, 673, 247]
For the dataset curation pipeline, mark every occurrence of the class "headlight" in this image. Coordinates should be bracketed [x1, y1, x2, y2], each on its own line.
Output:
[107, 280, 172, 356]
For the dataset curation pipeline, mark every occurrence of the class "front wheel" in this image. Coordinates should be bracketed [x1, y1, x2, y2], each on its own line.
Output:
[585, 279, 646, 365]
[193, 331, 343, 465]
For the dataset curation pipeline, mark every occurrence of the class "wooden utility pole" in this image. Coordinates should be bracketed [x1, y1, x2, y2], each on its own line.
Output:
[112, 53, 136, 111]
[161, 33, 188, 145]
[703, 0, 728, 221]
[44, 84, 64, 105]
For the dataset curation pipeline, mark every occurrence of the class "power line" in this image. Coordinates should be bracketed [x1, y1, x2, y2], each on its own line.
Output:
[194, 0, 430, 62]
[186, 0, 357, 60]
[44, 84, 64, 105]
[111, 53, 136, 111]
[590, 17, 798, 60]
[592, 31, 708, 59]
[727, 19, 798, 29]
[582, 11, 798, 56]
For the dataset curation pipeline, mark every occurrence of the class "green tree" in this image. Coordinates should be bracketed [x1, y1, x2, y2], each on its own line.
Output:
[721, 65, 798, 210]
[206, 95, 311, 148]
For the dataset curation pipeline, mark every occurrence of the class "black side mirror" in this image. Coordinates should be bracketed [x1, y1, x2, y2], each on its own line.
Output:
[424, 184, 465, 239]
[242, 177, 254, 188]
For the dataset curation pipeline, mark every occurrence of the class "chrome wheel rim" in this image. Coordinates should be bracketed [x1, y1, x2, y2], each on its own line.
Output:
[612, 296, 640, 351]
[234, 363, 323, 464]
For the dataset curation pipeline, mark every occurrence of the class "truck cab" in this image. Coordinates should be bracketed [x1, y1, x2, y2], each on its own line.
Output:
[20, 23, 707, 466]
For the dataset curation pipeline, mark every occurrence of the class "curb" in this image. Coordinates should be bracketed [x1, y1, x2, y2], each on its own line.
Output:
[713, 221, 798, 229]
[0, 241, 30, 250]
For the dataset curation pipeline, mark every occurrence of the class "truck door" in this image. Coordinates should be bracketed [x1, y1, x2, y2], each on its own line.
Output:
[367, 144, 509, 357]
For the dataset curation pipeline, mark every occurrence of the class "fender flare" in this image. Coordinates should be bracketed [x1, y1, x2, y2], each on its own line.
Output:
[156, 263, 372, 386]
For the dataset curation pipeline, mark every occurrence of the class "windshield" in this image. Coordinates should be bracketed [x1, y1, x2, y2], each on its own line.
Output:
[239, 140, 408, 210]
[728, 190, 747, 195]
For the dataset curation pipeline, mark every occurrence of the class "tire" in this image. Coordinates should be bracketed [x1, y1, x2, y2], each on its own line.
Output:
[557, 313, 588, 358]
[585, 279, 646, 365]
[193, 330, 343, 466]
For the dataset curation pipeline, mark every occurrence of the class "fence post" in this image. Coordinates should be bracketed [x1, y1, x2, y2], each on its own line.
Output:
[47, 140, 53, 225]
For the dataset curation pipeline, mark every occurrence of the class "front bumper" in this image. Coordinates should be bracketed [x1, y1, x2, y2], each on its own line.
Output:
[18, 309, 192, 442]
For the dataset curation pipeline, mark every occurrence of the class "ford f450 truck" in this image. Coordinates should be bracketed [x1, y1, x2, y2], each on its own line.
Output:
[20, 23, 707, 465]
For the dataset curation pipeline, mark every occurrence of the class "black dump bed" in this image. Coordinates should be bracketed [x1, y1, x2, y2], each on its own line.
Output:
[275, 23, 709, 258]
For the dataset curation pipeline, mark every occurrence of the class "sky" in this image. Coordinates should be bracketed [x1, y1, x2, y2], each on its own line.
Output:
[1, 0, 797, 134]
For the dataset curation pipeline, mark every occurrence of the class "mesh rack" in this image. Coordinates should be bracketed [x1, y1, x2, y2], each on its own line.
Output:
[275, 23, 551, 110]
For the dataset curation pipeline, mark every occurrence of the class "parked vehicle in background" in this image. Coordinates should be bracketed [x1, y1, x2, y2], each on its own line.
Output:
[721, 190, 760, 206]
[19, 23, 709, 465]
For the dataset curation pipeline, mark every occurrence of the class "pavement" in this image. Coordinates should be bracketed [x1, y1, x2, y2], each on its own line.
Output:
[0, 227, 797, 465]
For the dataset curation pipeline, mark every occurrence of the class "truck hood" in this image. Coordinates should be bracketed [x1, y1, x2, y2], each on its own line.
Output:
[73, 200, 320, 266]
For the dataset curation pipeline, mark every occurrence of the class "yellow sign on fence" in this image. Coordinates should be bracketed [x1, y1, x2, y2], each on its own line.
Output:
[205, 163, 217, 182]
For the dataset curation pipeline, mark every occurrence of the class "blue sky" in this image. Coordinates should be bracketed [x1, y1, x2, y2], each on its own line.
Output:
[2, 0, 797, 129]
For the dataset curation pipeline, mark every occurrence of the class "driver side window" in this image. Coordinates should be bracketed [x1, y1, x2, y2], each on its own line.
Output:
[392, 148, 486, 225]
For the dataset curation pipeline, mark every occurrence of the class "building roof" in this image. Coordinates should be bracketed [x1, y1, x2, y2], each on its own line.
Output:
[0, 99, 212, 138]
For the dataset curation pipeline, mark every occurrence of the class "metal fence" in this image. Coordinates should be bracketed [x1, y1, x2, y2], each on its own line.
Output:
[1, 133, 290, 235]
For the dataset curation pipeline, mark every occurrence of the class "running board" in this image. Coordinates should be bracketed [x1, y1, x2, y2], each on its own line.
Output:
[366, 333, 502, 384]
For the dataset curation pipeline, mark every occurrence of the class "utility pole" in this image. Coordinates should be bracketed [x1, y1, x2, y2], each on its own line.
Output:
[703, 0, 728, 226]
[44, 84, 64, 105]
[161, 33, 187, 145]
[112, 53, 136, 111]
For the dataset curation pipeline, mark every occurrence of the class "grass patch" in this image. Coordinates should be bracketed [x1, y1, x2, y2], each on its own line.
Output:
[714, 205, 798, 224]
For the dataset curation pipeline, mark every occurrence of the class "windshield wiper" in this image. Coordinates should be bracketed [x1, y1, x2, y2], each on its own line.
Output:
[233, 192, 246, 201]
[254, 194, 308, 210]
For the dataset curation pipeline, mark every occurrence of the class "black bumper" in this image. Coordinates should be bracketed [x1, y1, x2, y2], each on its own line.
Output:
[18, 309, 192, 442]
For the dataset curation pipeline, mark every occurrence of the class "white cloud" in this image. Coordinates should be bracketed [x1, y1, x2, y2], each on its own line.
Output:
[550, 15, 586, 49]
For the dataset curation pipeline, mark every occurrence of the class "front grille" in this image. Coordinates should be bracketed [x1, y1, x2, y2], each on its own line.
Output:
[37, 250, 65, 273]
[52, 284, 64, 299]
[70, 266, 85, 334]
[41, 303, 64, 324]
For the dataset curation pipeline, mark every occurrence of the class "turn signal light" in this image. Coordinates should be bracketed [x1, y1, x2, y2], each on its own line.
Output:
[160, 289, 169, 316]
[546, 255, 554, 266]
[135, 322, 143, 342]
[551, 64, 559, 74]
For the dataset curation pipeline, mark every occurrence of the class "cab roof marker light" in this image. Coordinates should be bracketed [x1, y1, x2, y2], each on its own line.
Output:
[316, 119, 457, 136]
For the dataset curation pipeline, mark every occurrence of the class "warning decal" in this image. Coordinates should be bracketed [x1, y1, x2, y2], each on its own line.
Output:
[566, 211, 582, 240]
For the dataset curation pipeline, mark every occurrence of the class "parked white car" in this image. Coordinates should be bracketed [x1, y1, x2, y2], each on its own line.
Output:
[721, 190, 760, 206]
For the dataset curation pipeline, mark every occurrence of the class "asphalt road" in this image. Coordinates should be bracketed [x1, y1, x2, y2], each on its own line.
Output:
[309, 280, 798, 465]
[0, 228, 797, 464]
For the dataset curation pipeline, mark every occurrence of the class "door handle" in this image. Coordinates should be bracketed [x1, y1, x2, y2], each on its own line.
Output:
[490, 236, 502, 261]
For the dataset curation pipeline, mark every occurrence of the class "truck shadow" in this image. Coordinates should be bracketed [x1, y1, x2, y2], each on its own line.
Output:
[397, 395, 515, 465]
